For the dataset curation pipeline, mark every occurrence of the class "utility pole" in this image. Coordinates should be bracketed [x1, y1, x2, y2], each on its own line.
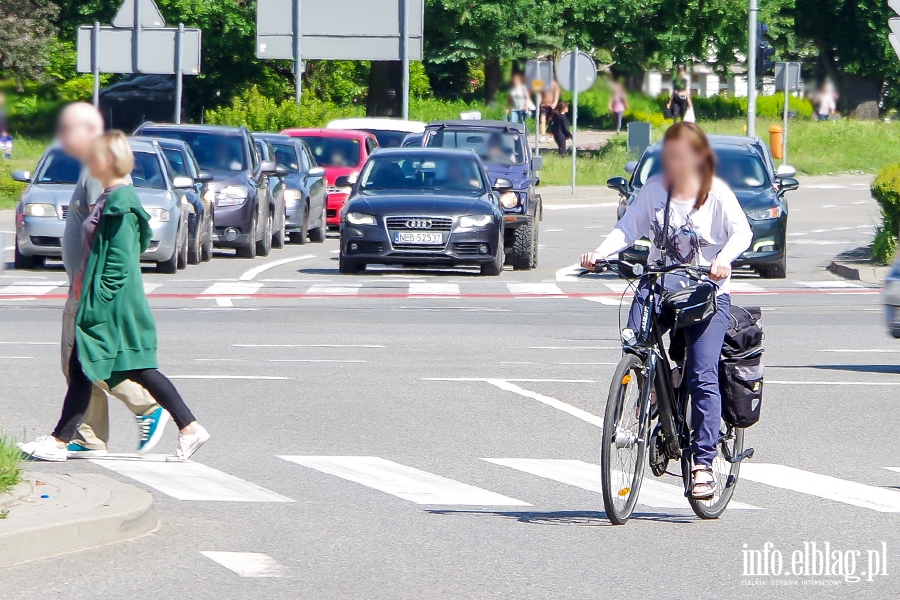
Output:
[293, 0, 302, 104]
[747, 0, 758, 138]
[400, 0, 409, 119]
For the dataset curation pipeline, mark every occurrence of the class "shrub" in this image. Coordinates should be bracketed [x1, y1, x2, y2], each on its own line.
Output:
[0, 433, 23, 496]
[691, 94, 814, 121]
[872, 161, 900, 263]
[204, 86, 363, 131]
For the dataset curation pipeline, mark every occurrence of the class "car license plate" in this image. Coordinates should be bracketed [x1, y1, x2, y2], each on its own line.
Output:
[394, 231, 443, 245]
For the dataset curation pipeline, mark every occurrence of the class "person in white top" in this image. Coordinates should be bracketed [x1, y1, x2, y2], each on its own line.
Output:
[506, 73, 534, 124]
[581, 122, 752, 499]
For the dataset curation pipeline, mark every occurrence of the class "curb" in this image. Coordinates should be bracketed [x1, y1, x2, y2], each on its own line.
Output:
[827, 261, 861, 281]
[0, 472, 157, 568]
[0, 481, 34, 510]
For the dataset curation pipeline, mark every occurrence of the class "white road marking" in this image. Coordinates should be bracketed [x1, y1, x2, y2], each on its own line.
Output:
[820, 348, 900, 353]
[201, 282, 263, 295]
[201, 551, 290, 578]
[740, 464, 900, 512]
[483, 379, 604, 428]
[543, 203, 618, 210]
[544, 228, 564, 232]
[234, 344, 384, 348]
[238, 254, 315, 281]
[279, 456, 530, 506]
[0, 341, 56, 345]
[91, 457, 295, 502]
[805, 185, 848, 189]
[269, 359, 367, 363]
[0, 356, 32, 359]
[483, 459, 759, 510]
[507, 283, 565, 296]
[408, 283, 460, 295]
[529, 346, 621, 350]
[167, 375, 292, 380]
[3, 245, 15, 251]
[555, 264, 584, 282]
[0, 281, 66, 295]
[583, 297, 627, 306]
[215, 297, 236, 307]
[766, 380, 900, 387]
[558, 362, 618, 365]
[729, 282, 766, 292]
[796, 281, 861, 289]
[603, 282, 632, 293]
[789, 240, 849, 246]
[306, 284, 361, 295]
[426, 378, 595, 383]
[143, 283, 163, 294]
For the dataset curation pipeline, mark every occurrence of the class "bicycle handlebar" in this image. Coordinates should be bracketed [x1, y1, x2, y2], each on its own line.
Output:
[577, 259, 711, 279]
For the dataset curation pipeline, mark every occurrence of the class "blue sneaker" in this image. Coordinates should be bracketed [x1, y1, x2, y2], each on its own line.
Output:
[66, 442, 108, 458]
[136, 407, 171, 454]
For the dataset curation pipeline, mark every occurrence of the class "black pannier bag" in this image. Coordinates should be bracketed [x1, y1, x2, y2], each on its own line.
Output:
[720, 306, 764, 428]
[661, 281, 718, 331]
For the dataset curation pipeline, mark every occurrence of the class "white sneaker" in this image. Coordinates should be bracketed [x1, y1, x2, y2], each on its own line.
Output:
[18, 436, 68, 462]
[166, 424, 210, 462]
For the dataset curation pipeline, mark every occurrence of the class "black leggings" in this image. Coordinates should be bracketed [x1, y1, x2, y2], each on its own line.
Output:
[52, 345, 195, 443]
[671, 95, 689, 121]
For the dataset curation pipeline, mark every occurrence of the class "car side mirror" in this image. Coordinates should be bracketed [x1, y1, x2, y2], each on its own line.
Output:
[12, 170, 31, 183]
[493, 177, 514, 191]
[776, 164, 797, 178]
[195, 171, 213, 183]
[531, 156, 543, 171]
[334, 175, 354, 187]
[778, 177, 799, 192]
[607, 176, 630, 195]
[260, 160, 279, 176]
[275, 165, 289, 177]
[624, 161, 638, 175]
[308, 166, 326, 178]
[172, 176, 194, 189]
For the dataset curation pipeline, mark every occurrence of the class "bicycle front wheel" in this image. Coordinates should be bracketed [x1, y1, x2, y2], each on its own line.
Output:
[683, 419, 745, 520]
[601, 353, 650, 525]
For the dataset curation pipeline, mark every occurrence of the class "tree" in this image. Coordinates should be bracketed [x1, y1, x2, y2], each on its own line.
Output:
[0, 0, 59, 83]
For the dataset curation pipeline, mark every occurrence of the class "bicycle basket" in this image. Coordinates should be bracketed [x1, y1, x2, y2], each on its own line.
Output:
[661, 282, 718, 330]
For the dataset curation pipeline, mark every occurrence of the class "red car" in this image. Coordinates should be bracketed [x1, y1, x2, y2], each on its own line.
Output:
[281, 128, 378, 227]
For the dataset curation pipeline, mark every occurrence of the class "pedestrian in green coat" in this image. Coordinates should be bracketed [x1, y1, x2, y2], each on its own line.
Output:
[19, 131, 210, 463]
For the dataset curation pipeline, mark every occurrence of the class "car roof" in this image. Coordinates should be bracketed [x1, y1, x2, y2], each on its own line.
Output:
[425, 120, 527, 134]
[282, 127, 372, 139]
[644, 135, 763, 154]
[253, 133, 296, 144]
[127, 137, 160, 153]
[369, 147, 477, 159]
[136, 136, 187, 150]
[327, 118, 426, 133]
[136, 122, 246, 136]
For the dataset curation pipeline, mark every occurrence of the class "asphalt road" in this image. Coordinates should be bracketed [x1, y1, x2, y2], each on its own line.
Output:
[2, 175, 899, 599]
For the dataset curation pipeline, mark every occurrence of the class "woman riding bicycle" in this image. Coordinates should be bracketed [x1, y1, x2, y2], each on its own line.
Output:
[581, 122, 752, 499]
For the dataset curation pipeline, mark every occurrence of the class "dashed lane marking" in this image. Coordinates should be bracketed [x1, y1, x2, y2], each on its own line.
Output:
[201, 551, 290, 578]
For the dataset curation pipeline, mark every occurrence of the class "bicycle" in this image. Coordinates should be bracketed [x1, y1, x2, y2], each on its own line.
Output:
[583, 259, 754, 525]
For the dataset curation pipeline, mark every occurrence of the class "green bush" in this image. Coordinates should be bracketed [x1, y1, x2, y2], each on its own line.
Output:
[0, 433, 23, 496]
[204, 86, 363, 132]
[871, 161, 900, 264]
[691, 94, 814, 121]
[410, 97, 505, 122]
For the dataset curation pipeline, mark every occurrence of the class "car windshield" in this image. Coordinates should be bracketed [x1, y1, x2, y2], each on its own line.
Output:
[300, 136, 361, 168]
[161, 148, 189, 177]
[132, 152, 167, 190]
[143, 130, 247, 172]
[425, 130, 525, 166]
[363, 130, 408, 148]
[358, 155, 485, 195]
[634, 146, 770, 191]
[35, 149, 81, 184]
[272, 143, 300, 173]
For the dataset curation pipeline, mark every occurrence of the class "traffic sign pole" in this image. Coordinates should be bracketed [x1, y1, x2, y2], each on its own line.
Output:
[400, 0, 409, 119]
[782, 66, 788, 165]
[571, 47, 578, 194]
[748, 0, 758, 138]
[293, 0, 302, 104]
[174, 23, 184, 123]
[91, 21, 100, 107]
[133, 0, 142, 73]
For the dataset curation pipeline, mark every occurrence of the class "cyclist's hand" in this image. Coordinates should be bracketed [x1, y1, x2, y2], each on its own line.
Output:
[581, 252, 603, 271]
[709, 258, 731, 281]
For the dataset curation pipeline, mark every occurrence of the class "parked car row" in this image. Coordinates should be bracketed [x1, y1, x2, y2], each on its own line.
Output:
[13, 123, 331, 271]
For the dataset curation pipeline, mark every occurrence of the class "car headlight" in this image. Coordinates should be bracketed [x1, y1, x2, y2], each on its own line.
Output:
[459, 214, 493, 228]
[283, 189, 300, 203]
[23, 203, 56, 217]
[346, 212, 376, 226]
[203, 189, 215, 203]
[216, 185, 249, 207]
[746, 206, 783, 221]
[146, 208, 170, 222]
[499, 191, 519, 209]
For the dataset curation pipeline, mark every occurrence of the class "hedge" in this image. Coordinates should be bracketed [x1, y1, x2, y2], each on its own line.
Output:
[871, 162, 900, 263]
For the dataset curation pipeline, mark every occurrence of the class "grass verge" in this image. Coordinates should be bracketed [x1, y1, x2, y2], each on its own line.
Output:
[0, 137, 48, 210]
[0, 433, 24, 498]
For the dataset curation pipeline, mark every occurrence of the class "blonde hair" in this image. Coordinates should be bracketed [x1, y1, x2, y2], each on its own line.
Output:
[93, 130, 134, 177]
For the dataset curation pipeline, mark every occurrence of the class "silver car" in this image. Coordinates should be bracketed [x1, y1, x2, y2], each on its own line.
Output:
[14, 139, 195, 273]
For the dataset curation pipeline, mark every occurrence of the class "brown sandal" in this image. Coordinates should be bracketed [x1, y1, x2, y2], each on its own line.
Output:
[691, 465, 716, 500]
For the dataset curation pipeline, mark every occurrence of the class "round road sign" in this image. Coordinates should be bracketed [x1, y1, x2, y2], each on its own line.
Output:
[556, 51, 597, 93]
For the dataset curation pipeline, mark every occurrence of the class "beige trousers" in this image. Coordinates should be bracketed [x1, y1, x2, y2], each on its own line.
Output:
[61, 296, 159, 450]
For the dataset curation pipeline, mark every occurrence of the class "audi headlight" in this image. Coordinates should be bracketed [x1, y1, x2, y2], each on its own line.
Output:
[346, 212, 376, 226]
[746, 206, 783, 221]
[216, 185, 249, 207]
[459, 214, 493, 228]
[283, 189, 300, 203]
[146, 208, 170, 222]
[499, 191, 519, 209]
[23, 203, 56, 217]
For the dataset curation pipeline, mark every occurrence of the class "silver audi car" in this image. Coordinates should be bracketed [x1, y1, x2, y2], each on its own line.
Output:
[13, 138, 194, 273]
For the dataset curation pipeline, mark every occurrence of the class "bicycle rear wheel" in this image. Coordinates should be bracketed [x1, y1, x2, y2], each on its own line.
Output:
[601, 354, 650, 525]
[682, 418, 744, 520]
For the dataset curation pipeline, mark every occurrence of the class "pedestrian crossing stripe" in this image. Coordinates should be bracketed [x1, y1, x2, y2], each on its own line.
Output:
[201, 551, 289, 578]
[305, 283, 362, 295]
[200, 281, 263, 296]
[0, 281, 66, 295]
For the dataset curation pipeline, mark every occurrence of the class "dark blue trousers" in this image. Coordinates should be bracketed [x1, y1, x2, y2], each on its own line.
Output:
[627, 283, 731, 466]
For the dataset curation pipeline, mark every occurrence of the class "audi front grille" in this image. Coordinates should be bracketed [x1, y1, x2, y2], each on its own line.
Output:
[385, 216, 453, 231]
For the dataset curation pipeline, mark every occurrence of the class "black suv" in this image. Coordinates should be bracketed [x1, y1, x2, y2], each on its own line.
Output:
[423, 120, 543, 269]
[134, 123, 279, 258]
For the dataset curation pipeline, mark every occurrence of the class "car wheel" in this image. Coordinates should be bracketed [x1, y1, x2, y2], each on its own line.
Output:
[309, 203, 327, 243]
[14, 246, 43, 269]
[188, 221, 202, 265]
[295, 202, 309, 245]
[510, 217, 536, 270]
[531, 216, 539, 268]
[201, 217, 213, 262]
[177, 223, 189, 270]
[758, 257, 787, 279]
[237, 215, 258, 259]
[157, 249, 178, 274]
[256, 210, 273, 257]
[339, 253, 364, 274]
[480, 232, 504, 276]
[273, 208, 286, 249]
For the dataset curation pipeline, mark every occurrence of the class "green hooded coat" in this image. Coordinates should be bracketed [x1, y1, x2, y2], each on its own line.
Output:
[75, 185, 158, 385]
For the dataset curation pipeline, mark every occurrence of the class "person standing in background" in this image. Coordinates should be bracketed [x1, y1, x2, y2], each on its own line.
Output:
[549, 101, 572, 156]
[51, 103, 167, 458]
[667, 66, 692, 122]
[506, 73, 533, 124]
[609, 82, 629, 133]
[813, 81, 838, 121]
[540, 79, 561, 142]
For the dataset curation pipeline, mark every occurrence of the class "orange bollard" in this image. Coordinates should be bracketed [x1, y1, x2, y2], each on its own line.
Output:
[769, 124, 784, 160]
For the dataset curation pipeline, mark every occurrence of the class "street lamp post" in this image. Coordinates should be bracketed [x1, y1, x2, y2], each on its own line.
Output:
[747, 0, 758, 138]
